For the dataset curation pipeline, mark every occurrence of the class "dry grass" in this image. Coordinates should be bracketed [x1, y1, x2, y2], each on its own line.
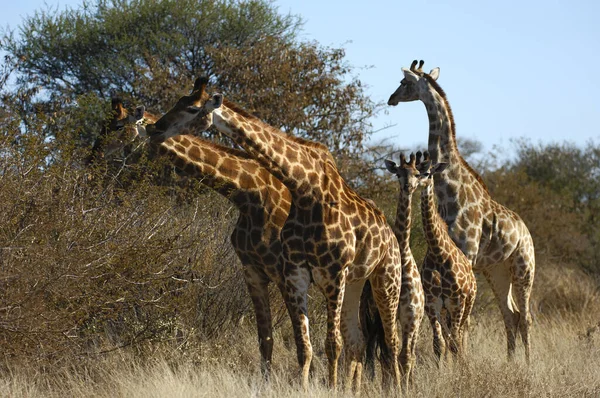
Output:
[1, 313, 599, 398]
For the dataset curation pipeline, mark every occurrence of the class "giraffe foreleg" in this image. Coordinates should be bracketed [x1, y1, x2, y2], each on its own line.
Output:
[398, 274, 424, 390]
[399, 312, 421, 390]
[369, 266, 402, 392]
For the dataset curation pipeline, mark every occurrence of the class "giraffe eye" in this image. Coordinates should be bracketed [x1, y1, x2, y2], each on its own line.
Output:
[187, 106, 201, 114]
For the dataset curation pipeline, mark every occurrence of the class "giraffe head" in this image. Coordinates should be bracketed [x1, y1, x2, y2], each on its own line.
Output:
[414, 151, 449, 184]
[130, 105, 158, 138]
[146, 77, 223, 142]
[107, 98, 148, 135]
[387, 60, 440, 105]
[100, 98, 153, 157]
[385, 151, 448, 192]
[384, 152, 423, 195]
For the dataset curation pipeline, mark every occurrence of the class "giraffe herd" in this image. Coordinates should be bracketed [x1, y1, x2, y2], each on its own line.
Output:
[95, 60, 535, 393]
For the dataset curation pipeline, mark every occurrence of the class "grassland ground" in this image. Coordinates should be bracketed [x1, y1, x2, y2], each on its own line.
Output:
[1, 310, 599, 398]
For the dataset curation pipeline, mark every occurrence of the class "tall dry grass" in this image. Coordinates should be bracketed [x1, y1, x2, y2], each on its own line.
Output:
[1, 313, 599, 397]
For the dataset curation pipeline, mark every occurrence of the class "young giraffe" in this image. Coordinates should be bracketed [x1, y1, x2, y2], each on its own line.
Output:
[388, 151, 476, 362]
[147, 78, 403, 392]
[98, 96, 293, 376]
[388, 60, 535, 362]
[362, 150, 426, 389]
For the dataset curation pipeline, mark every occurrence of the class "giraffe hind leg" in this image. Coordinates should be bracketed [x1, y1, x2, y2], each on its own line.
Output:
[312, 266, 348, 390]
[243, 266, 274, 377]
[511, 239, 535, 364]
[341, 280, 367, 393]
[281, 264, 313, 390]
[482, 265, 520, 360]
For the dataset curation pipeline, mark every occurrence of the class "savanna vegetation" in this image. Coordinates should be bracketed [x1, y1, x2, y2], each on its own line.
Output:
[0, 0, 598, 396]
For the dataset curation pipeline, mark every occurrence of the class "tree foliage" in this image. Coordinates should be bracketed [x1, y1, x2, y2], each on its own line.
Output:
[2, 0, 376, 160]
[485, 139, 600, 275]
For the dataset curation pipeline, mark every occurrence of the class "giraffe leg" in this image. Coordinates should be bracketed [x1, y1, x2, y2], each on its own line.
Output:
[341, 280, 366, 394]
[482, 266, 520, 360]
[399, 327, 411, 390]
[427, 306, 446, 366]
[369, 267, 401, 392]
[448, 304, 465, 359]
[243, 266, 274, 377]
[407, 320, 421, 386]
[399, 311, 419, 390]
[282, 263, 313, 390]
[398, 281, 423, 390]
[312, 268, 347, 390]
[461, 292, 475, 357]
[511, 240, 535, 364]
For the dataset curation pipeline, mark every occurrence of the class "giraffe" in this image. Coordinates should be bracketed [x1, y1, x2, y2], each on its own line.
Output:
[147, 78, 404, 392]
[388, 60, 535, 362]
[87, 98, 149, 166]
[98, 95, 293, 375]
[387, 151, 476, 362]
[153, 135, 293, 376]
[361, 150, 426, 389]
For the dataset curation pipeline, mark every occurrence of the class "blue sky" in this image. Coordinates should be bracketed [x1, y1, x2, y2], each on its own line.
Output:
[2, 0, 599, 154]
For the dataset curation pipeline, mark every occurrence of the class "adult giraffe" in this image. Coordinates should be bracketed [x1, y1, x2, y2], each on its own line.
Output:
[388, 60, 535, 362]
[147, 78, 403, 392]
[86, 98, 149, 166]
[95, 94, 292, 376]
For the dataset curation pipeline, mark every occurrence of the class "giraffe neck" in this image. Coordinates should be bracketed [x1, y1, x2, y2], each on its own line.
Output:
[157, 135, 264, 203]
[393, 190, 414, 261]
[420, 182, 451, 257]
[211, 102, 325, 200]
[421, 77, 460, 165]
[420, 76, 490, 228]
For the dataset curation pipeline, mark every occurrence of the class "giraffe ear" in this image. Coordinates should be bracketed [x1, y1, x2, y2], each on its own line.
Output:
[384, 159, 399, 174]
[112, 98, 127, 119]
[193, 76, 209, 93]
[428, 67, 440, 81]
[401, 67, 419, 83]
[133, 106, 145, 121]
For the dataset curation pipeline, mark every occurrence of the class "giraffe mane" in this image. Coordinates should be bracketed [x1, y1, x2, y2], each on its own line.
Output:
[422, 74, 489, 193]
[221, 98, 331, 154]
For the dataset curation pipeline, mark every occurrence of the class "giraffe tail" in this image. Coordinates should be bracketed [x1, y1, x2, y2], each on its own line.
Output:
[359, 280, 388, 381]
